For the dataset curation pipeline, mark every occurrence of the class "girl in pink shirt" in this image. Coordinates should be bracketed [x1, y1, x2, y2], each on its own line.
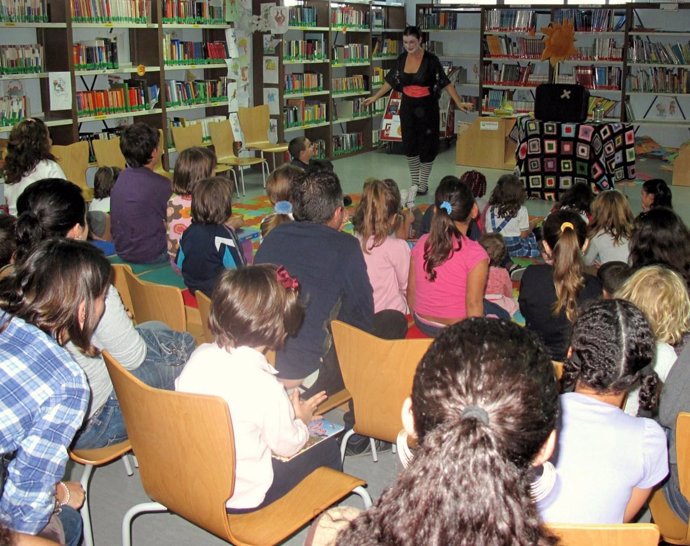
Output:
[408, 176, 490, 337]
[479, 233, 518, 317]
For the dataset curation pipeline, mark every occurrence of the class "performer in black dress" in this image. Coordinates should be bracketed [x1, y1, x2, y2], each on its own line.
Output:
[364, 26, 468, 200]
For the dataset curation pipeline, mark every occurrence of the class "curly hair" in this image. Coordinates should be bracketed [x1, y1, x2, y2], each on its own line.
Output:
[460, 170, 487, 199]
[337, 318, 559, 546]
[588, 190, 634, 244]
[557, 182, 594, 216]
[4, 118, 56, 185]
[488, 174, 525, 220]
[642, 178, 672, 210]
[563, 299, 658, 412]
[423, 176, 475, 281]
[353, 178, 401, 253]
[479, 232, 507, 267]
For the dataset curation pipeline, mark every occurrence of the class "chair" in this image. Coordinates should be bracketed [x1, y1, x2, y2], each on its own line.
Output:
[548, 523, 660, 545]
[53, 141, 93, 200]
[92, 137, 126, 170]
[207, 120, 269, 195]
[112, 264, 135, 321]
[102, 351, 372, 546]
[70, 442, 133, 546]
[649, 412, 690, 544]
[331, 320, 433, 462]
[195, 290, 214, 344]
[170, 124, 237, 188]
[237, 105, 288, 170]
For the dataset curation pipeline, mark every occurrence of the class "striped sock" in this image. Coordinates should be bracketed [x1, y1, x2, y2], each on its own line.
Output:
[419, 162, 433, 193]
[406, 156, 420, 188]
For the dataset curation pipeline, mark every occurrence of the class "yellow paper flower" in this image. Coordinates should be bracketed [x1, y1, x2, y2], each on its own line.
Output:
[136, 64, 146, 76]
[541, 20, 577, 67]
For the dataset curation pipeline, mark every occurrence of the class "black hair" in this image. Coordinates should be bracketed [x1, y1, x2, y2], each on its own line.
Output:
[288, 136, 308, 160]
[597, 261, 632, 295]
[402, 25, 423, 41]
[642, 178, 672, 210]
[0, 216, 17, 268]
[291, 169, 343, 225]
[488, 174, 525, 219]
[558, 182, 594, 216]
[119, 122, 159, 168]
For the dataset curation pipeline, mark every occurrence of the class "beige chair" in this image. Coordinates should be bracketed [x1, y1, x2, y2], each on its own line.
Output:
[195, 290, 214, 344]
[111, 264, 135, 321]
[331, 320, 433, 462]
[92, 137, 126, 170]
[53, 141, 93, 200]
[548, 523, 660, 545]
[103, 351, 372, 546]
[207, 120, 268, 195]
[649, 412, 690, 544]
[170, 124, 235, 187]
[237, 105, 288, 170]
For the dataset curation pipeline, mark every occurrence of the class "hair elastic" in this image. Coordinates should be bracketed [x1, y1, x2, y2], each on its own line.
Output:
[439, 201, 452, 214]
[461, 405, 489, 425]
[274, 200, 293, 215]
[560, 221, 575, 233]
[276, 266, 299, 290]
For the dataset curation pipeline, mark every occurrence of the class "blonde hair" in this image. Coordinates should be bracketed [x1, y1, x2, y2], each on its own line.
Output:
[261, 163, 302, 238]
[616, 265, 690, 346]
[589, 190, 634, 244]
[352, 178, 401, 253]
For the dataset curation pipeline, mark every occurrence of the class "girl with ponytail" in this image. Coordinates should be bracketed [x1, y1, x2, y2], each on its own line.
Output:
[540, 299, 668, 524]
[334, 318, 560, 545]
[519, 210, 601, 360]
[408, 176, 490, 336]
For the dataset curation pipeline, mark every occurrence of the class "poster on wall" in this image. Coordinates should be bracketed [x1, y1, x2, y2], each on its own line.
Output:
[263, 87, 279, 115]
[380, 90, 402, 142]
[269, 6, 288, 34]
[48, 72, 72, 111]
[263, 56, 279, 85]
[227, 81, 238, 112]
[268, 118, 278, 143]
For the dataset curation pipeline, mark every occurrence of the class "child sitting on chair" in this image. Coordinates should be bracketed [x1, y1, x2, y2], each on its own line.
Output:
[175, 265, 340, 511]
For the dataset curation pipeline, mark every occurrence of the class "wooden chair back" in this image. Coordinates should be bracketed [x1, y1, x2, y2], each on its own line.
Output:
[208, 120, 237, 160]
[123, 267, 186, 331]
[238, 105, 270, 145]
[103, 352, 237, 541]
[548, 523, 660, 545]
[171, 124, 204, 152]
[111, 264, 135, 320]
[552, 360, 563, 381]
[52, 141, 90, 192]
[195, 290, 214, 344]
[331, 320, 432, 443]
[92, 137, 126, 170]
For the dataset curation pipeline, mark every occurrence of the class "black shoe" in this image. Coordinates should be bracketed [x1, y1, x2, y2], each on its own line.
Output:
[417, 187, 429, 196]
[344, 434, 392, 456]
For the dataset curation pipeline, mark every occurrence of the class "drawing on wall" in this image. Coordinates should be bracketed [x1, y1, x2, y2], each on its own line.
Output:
[263, 87, 279, 115]
[48, 71, 72, 110]
[263, 56, 279, 84]
[269, 6, 288, 34]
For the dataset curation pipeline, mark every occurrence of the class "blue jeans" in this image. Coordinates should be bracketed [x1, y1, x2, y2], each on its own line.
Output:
[59, 506, 82, 546]
[413, 301, 511, 337]
[73, 323, 195, 449]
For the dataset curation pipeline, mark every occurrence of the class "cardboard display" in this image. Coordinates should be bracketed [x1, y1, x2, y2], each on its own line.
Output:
[456, 116, 517, 170]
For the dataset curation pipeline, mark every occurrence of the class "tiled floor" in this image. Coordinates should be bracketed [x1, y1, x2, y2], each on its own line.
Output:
[70, 146, 681, 545]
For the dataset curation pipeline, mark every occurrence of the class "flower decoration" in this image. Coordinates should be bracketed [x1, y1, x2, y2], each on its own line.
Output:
[540, 19, 577, 67]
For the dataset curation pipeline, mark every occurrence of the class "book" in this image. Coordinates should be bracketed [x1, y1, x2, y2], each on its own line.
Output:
[272, 418, 344, 462]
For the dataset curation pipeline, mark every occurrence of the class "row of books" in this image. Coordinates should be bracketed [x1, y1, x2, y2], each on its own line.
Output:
[284, 72, 324, 94]
[372, 38, 399, 57]
[628, 37, 690, 66]
[0, 0, 47, 22]
[483, 35, 544, 59]
[372, 128, 380, 147]
[332, 96, 385, 120]
[70, 0, 150, 23]
[371, 66, 384, 86]
[371, 8, 384, 30]
[574, 65, 622, 90]
[626, 67, 690, 94]
[76, 81, 159, 115]
[288, 6, 318, 27]
[161, 0, 223, 24]
[576, 39, 623, 62]
[312, 138, 326, 158]
[0, 44, 43, 75]
[284, 99, 327, 127]
[78, 128, 121, 162]
[163, 36, 228, 65]
[73, 38, 118, 70]
[330, 6, 367, 29]
[332, 44, 369, 64]
[482, 62, 537, 86]
[332, 131, 363, 156]
[552, 9, 625, 32]
[332, 75, 366, 94]
[0, 95, 29, 126]
[418, 11, 464, 31]
[165, 77, 227, 106]
[484, 9, 536, 33]
[168, 114, 224, 144]
[284, 38, 326, 61]
[483, 89, 533, 113]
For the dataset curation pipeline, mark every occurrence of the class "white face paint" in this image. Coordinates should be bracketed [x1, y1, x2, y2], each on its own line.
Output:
[403, 35, 422, 54]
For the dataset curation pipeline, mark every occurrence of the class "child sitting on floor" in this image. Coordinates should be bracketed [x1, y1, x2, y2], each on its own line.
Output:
[175, 265, 340, 511]
[479, 233, 518, 317]
[88, 166, 120, 240]
[176, 176, 246, 297]
[260, 163, 302, 238]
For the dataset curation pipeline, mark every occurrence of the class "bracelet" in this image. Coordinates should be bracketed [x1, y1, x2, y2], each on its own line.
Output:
[57, 481, 70, 507]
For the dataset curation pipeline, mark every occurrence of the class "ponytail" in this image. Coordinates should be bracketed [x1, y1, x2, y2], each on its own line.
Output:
[353, 178, 401, 253]
[14, 210, 46, 263]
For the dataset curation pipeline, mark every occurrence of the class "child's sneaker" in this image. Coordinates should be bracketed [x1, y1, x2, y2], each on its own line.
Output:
[406, 184, 418, 209]
[509, 262, 527, 281]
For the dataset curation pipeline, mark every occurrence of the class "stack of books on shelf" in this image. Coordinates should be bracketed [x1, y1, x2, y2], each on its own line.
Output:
[163, 36, 228, 65]
[553, 9, 623, 32]
[0, 95, 29, 127]
[372, 97, 385, 115]
[162, 0, 224, 24]
[331, 7, 367, 30]
[0, 0, 48, 22]
[168, 114, 224, 144]
[332, 75, 366, 94]
[482, 62, 536, 86]
[288, 6, 317, 27]
[483, 35, 543, 59]
[284, 72, 323, 94]
[284, 98, 326, 128]
[284, 38, 325, 61]
[629, 37, 690, 65]
[484, 9, 535, 33]
[419, 11, 461, 31]
[372, 66, 384, 87]
[165, 77, 227, 106]
[312, 138, 326, 158]
[372, 38, 399, 58]
[332, 97, 368, 120]
[627, 67, 690, 94]
[0, 44, 44, 75]
[574, 65, 621, 90]
[574, 38, 623, 62]
[332, 132, 362, 155]
[73, 39, 118, 70]
[332, 44, 369, 65]
[77, 79, 159, 116]
[71, 0, 150, 24]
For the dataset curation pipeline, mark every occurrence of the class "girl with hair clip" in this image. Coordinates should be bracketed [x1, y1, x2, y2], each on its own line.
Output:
[629, 207, 690, 291]
[486, 174, 540, 258]
[408, 177, 491, 337]
[539, 299, 668, 524]
[640, 178, 672, 218]
[3, 118, 65, 216]
[260, 163, 302, 238]
[15, 178, 195, 451]
[176, 265, 341, 512]
[167, 146, 217, 264]
[326, 318, 560, 546]
[616, 266, 690, 416]
[0, 239, 112, 546]
[584, 189, 634, 267]
[519, 210, 602, 361]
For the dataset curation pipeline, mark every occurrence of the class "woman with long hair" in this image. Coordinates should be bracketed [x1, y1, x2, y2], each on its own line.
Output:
[334, 318, 559, 545]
